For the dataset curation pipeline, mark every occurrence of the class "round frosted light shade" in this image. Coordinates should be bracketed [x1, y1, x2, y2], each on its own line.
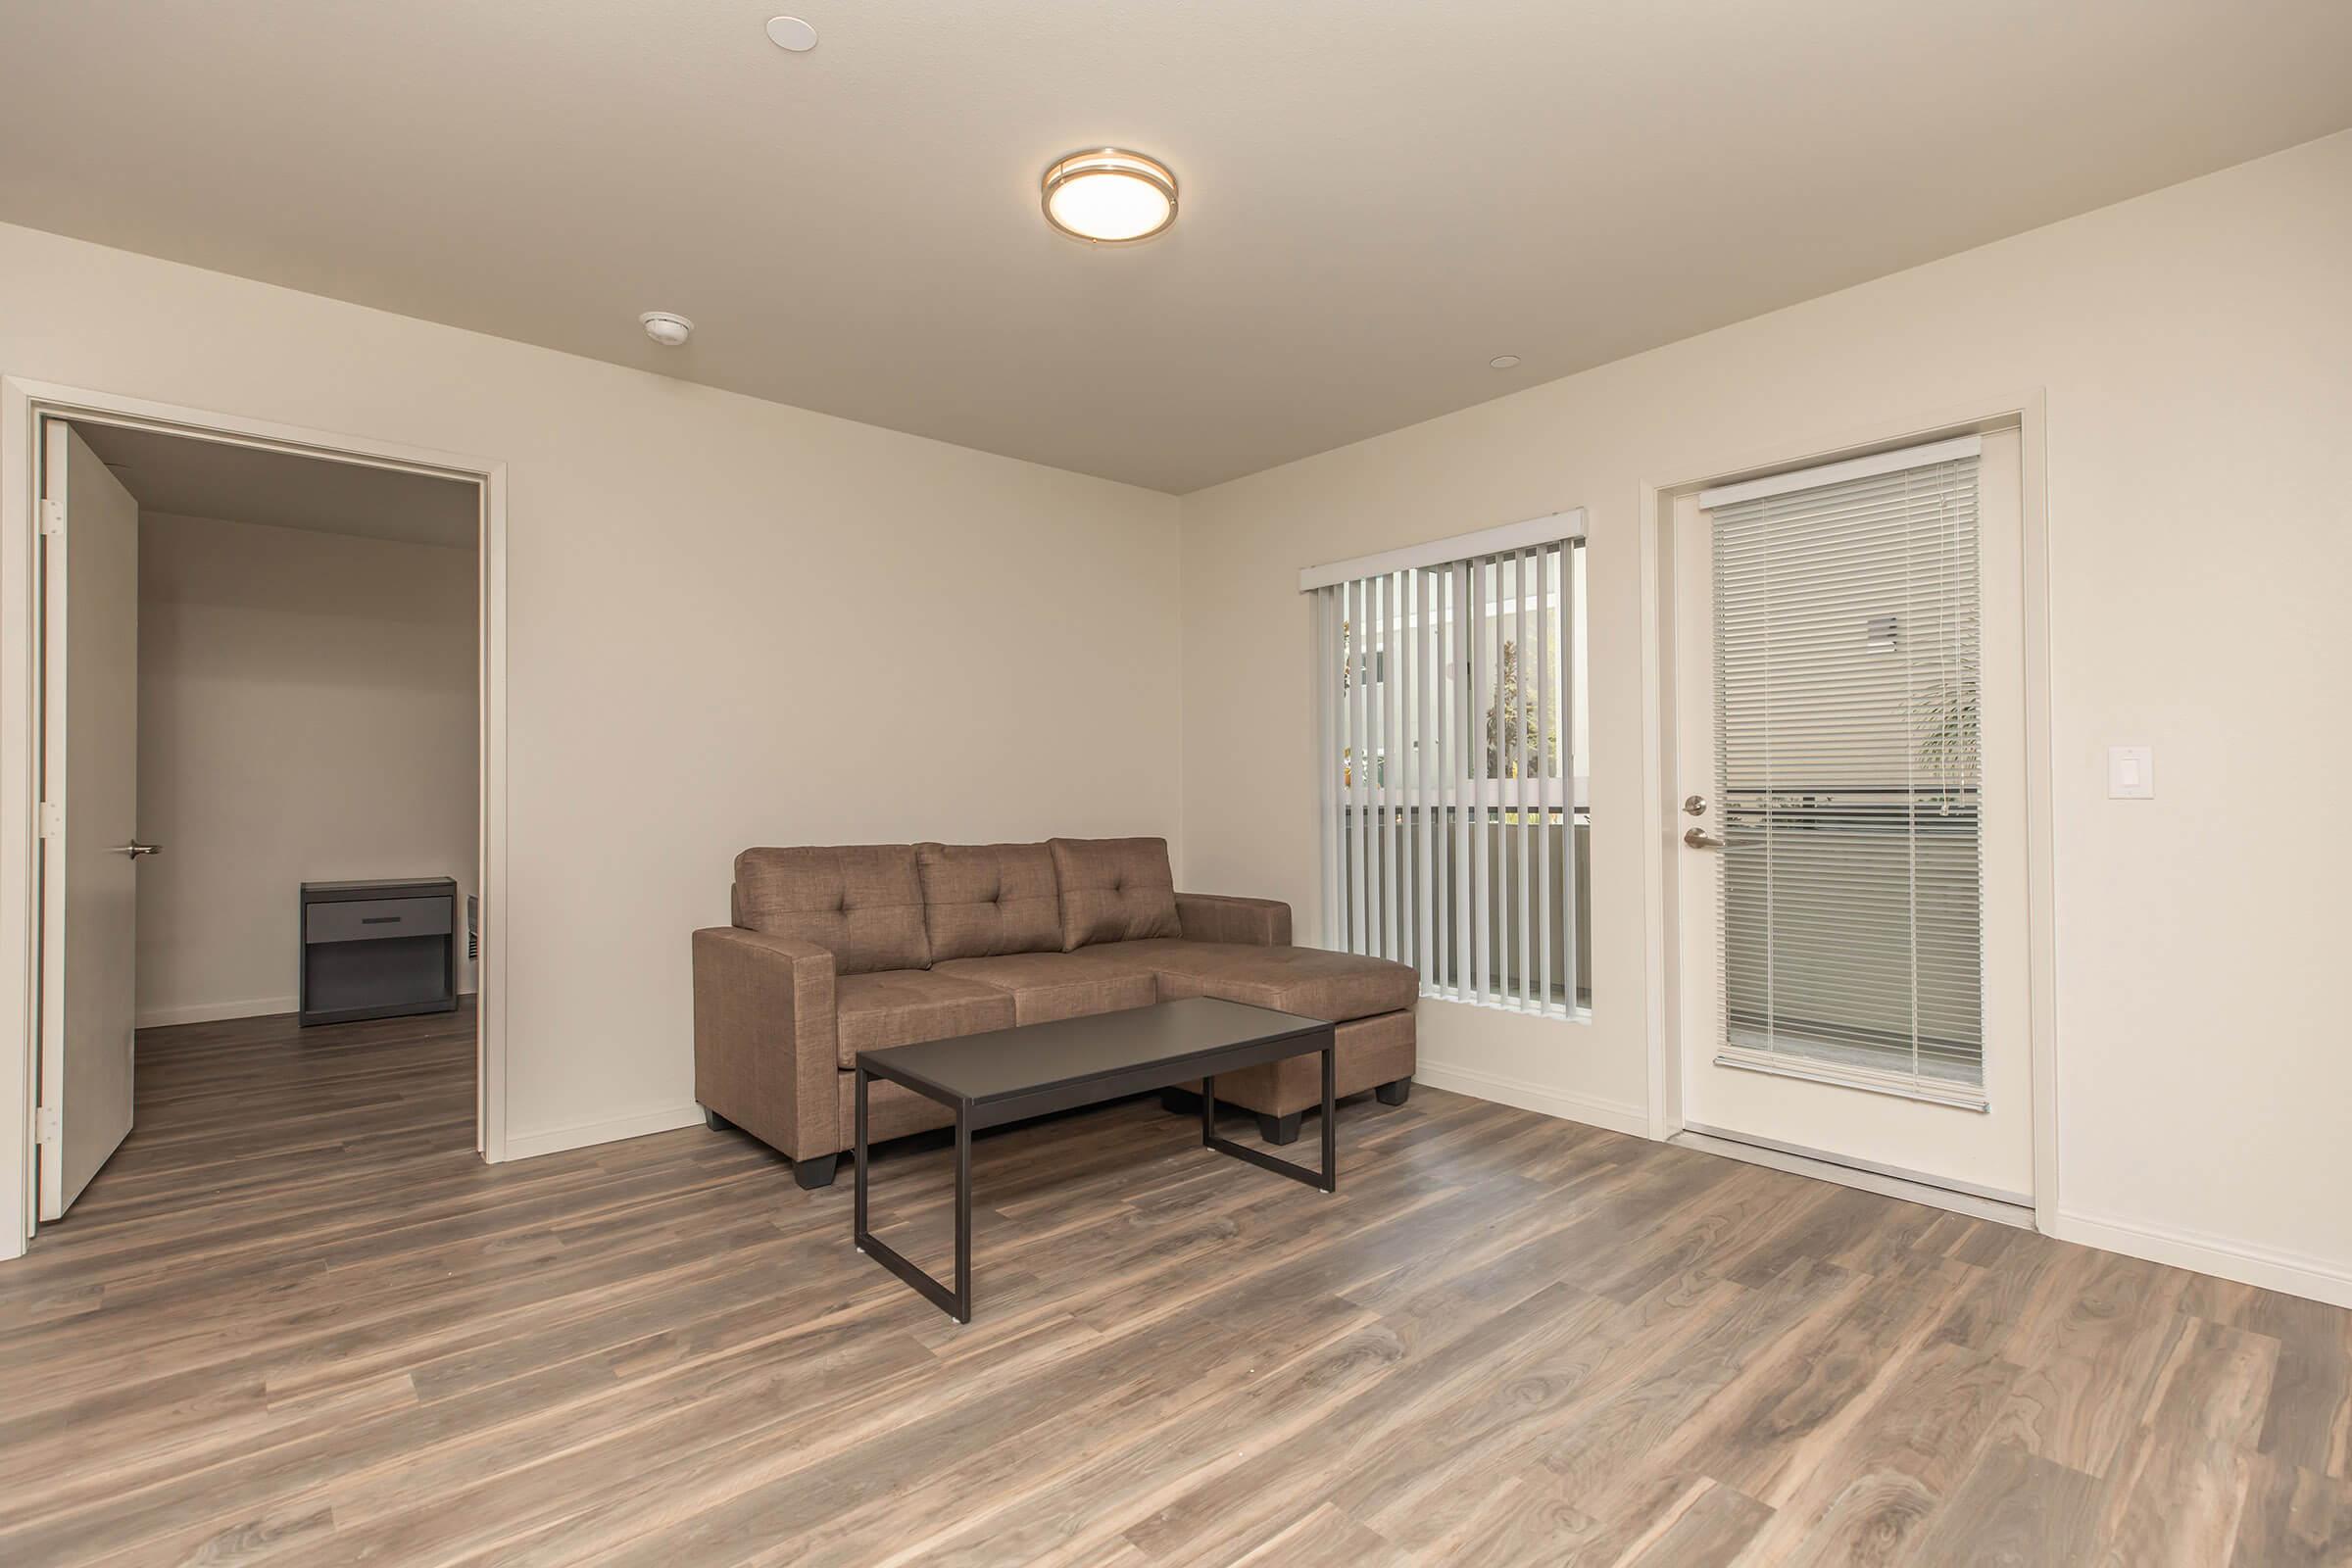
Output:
[1042, 150, 1177, 243]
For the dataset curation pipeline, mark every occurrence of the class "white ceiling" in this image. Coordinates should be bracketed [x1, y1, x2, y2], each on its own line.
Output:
[6, 3, 2350, 494]
[74, 422, 478, 551]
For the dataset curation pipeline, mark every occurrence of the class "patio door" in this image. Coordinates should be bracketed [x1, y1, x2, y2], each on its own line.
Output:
[1672, 429, 2034, 1202]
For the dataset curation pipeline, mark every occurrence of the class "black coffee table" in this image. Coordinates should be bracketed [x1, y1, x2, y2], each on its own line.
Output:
[853, 996, 1337, 1323]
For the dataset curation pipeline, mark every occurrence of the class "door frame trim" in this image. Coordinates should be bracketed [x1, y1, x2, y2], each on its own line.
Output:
[1637, 389, 2058, 1232]
[0, 376, 513, 1256]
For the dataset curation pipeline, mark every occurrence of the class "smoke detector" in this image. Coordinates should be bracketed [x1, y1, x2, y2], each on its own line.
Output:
[640, 312, 694, 348]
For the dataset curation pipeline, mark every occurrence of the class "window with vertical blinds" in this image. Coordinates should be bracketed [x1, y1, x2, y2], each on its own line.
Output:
[1701, 439, 1985, 1106]
[1307, 528, 1589, 1016]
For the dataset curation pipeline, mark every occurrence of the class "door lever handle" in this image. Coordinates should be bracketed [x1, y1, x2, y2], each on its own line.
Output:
[1683, 827, 1725, 850]
[113, 841, 162, 858]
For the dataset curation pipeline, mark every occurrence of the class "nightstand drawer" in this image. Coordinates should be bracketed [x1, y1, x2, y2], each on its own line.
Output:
[305, 896, 452, 944]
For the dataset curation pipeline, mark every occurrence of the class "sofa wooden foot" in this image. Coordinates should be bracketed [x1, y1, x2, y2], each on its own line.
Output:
[793, 1152, 840, 1190]
[1257, 1111, 1303, 1146]
[704, 1105, 734, 1132]
[1375, 1078, 1412, 1107]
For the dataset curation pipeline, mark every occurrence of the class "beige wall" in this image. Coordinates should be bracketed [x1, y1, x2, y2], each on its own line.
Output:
[135, 511, 478, 1026]
[0, 219, 1182, 1177]
[1178, 129, 2352, 1302]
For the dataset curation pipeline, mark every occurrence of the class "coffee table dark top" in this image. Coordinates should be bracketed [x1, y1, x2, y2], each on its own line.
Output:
[856, 997, 1328, 1115]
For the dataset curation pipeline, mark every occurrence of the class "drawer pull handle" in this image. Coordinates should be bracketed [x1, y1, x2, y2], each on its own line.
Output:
[361, 916, 403, 925]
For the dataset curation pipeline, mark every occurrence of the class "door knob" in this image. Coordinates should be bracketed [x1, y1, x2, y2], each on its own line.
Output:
[114, 841, 161, 858]
[1683, 827, 1725, 850]
[1682, 795, 1708, 816]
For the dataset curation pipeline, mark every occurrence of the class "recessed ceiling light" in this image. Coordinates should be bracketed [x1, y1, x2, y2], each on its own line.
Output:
[1489, 355, 1523, 369]
[641, 312, 694, 347]
[765, 16, 817, 51]
[1042, 149, 1178, 244]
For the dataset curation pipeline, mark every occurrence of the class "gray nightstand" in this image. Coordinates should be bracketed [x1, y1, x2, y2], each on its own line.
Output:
[299, 877, 460, 1026]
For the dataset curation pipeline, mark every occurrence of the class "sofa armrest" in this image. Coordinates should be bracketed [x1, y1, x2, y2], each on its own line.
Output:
[692, 926, 840, 1161]
[1175, 893, 1293, 947]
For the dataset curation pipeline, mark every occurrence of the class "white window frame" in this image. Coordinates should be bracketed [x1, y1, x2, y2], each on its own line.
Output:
[1304, 511, 1589, 1018]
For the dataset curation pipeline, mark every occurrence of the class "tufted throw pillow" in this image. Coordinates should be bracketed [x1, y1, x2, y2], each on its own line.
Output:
[1049, 837, 1180, 951]
[916, 843, 1061, 961]
[733, 845, 931, 973]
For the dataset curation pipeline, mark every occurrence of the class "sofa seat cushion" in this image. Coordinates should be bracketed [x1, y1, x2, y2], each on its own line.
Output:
[1118, 940, 1419, 1023]
[833, 969, 1014, 1067]
[933, 948, 1162, 1026]
[735, 845, 930, 974]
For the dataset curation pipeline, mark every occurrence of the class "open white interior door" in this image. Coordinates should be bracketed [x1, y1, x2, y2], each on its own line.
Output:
[37, 421, 143, 1220]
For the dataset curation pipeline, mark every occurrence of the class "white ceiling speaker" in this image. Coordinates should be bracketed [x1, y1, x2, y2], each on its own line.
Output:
[1489, 355, 1522, 369]
[640, 312, 694, 347]
[1042, 149, 1178, 244]
[766, 16, 817, 51]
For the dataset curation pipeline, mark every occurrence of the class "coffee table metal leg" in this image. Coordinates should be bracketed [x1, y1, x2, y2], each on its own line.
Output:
[850, 1066, 971, 1324]
[854, 1064, 869, 1245]
[1199, 1029, 1338, 1194]
[954, 1107, 972, 1323]
[1321, 1040, 1336, 1191]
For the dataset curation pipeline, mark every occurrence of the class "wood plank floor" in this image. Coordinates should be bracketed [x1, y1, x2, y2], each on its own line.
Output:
[3, 1008, 2348, 1566]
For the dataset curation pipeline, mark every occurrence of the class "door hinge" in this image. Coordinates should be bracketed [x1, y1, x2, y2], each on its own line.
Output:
[35, 1104, 60, 1147]
[38, 802, 62, 840]
[39, 499, 64, 538]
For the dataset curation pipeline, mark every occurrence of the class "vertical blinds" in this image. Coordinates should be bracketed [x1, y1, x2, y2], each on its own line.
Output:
[1312, 538, 1585, 1015]
[1704, 444, 1986, 1106]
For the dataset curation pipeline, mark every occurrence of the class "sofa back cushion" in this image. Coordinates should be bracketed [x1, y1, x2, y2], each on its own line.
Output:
[733, 845, 930, 973]
[1050, 837, 1181, 950]
[916, 843, 1061, 961]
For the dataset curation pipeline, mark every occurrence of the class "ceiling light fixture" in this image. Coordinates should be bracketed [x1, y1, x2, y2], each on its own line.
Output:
[641, 311, 694, 347]
[1041, 149, 1178, 244]
[765, 16, 817, 51]
[1489, 355, 1522, 369]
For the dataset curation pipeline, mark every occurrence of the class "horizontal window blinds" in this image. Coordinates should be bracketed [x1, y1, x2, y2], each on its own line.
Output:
[1311, 538, 1587, 1015]
[1705, 446, 1986, 1105]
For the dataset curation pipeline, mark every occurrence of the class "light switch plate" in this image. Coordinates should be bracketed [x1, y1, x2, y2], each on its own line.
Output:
[2107, 745, 2154, 799]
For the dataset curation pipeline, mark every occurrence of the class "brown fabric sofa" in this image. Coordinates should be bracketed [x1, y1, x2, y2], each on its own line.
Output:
[692, 837, 1417, 1187]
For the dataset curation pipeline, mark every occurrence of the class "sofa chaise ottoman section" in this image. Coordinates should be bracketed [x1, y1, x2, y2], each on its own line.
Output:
[1104, 939, 1419, 1142]
[1121, 940, 1419, 1023]
[691, 836, 1418, 1188]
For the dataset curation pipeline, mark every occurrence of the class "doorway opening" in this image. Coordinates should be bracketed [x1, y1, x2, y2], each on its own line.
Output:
[3, 380, 510, 1251]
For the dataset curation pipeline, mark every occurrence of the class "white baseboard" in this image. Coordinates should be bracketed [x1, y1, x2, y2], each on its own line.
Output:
[499, 1102, 706, 1163]
[136, 996, 298, 1029]
[1423, 1062, 2352, 1310]
[1413, 1060, 1649, 1138]
[2053, 1207, 2352, 1310]
[136, 985, 479, 1031]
